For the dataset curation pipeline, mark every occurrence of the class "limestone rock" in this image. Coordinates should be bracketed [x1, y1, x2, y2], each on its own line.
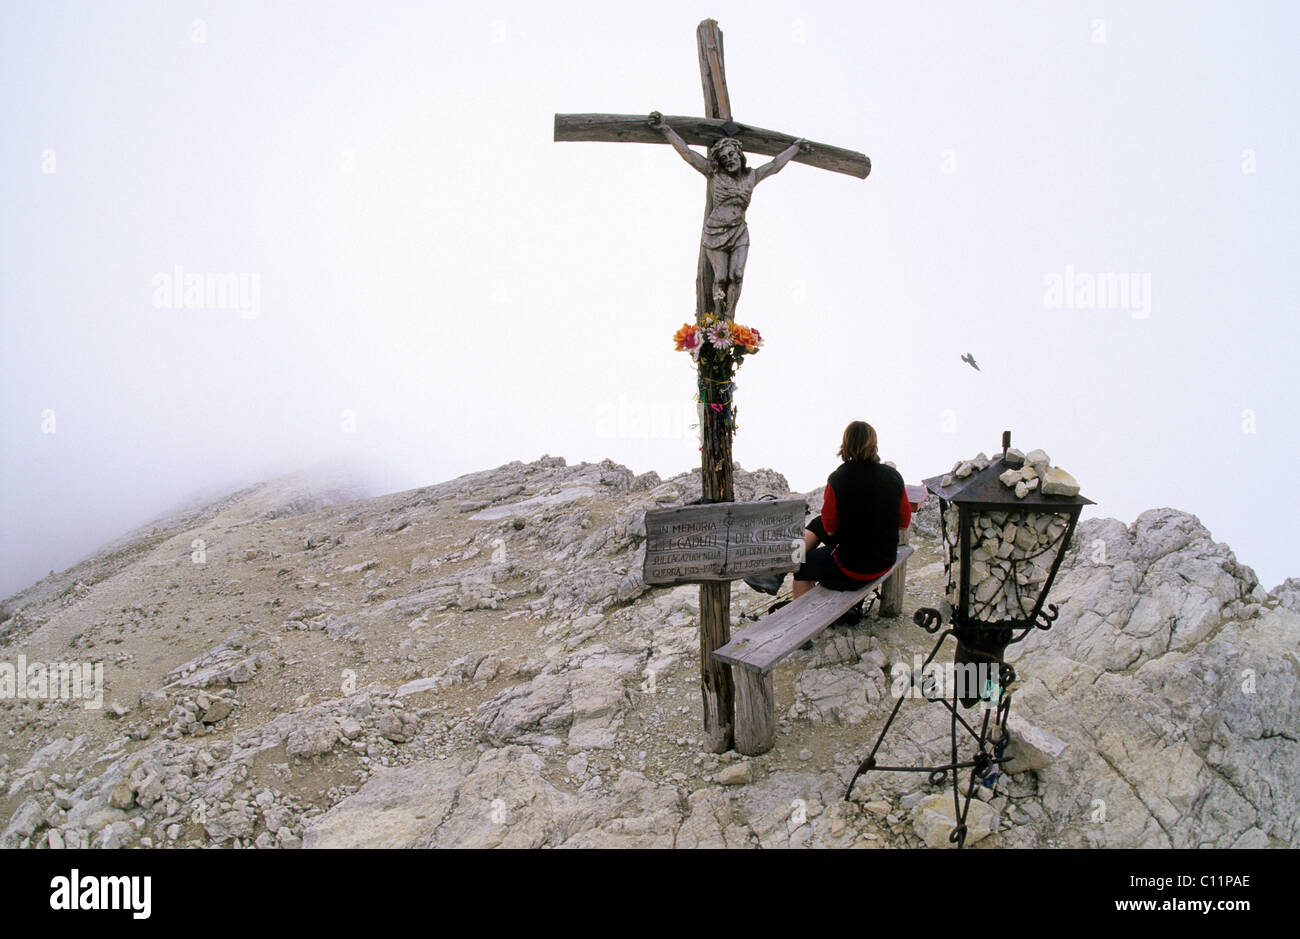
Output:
[911, 793, 997, 848]
[133, 774, 165, 808]
[1001, 715, 1068, 774]
[474, 667, 629, 750]
[109, 781, 135, 810]
[199, 698, 233, 724]
[285, 716, 340, 759]
[1040, 467, 1080, 497]
[788, 660, 885, 725]
[1273, 577, 1300, 613]
[304, 759, 463, 848]
[0, 798, 45, 846]
[616, 562, 648, 604]
[715, 763, 752, 786]
[648, 483, 680, 504]
[377, 710, 417, 743]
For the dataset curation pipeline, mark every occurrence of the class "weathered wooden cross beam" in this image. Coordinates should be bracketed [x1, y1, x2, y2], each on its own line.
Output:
[555, 19, 870, 753]
[554, 115, 872, 180]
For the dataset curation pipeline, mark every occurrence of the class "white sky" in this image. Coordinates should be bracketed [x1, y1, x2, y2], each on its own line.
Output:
[2, 0, 1297, 597]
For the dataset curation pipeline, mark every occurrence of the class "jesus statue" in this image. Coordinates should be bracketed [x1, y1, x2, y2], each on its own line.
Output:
[649, 111, 811, 319]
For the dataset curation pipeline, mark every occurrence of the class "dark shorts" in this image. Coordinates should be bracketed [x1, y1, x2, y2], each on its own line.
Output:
[795, 516, 863, 591]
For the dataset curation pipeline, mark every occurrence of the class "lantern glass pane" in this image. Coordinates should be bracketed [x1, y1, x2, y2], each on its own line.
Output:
[942, 506, 1074, 625]
[939, 500, 960, 614]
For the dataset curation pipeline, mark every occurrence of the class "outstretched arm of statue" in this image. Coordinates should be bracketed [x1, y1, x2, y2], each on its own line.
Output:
[755, 138, 811, 183]
[649, 111, 709, 176]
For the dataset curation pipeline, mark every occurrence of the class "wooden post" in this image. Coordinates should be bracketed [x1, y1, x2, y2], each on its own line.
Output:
[880, 527, 909, 617]
[696, 19, 735, 753]
[733, 669, 775, 755]
[694, 19, 727, 320]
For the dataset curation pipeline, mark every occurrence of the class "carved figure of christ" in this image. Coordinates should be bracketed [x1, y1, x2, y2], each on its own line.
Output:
[649, 111, 809, 318]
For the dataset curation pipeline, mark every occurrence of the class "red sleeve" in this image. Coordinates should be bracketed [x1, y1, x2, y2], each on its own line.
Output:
[899, 488, 912, 530]
[822, 483, 839, 536]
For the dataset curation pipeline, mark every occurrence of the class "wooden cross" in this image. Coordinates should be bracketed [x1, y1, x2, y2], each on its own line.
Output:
[555, 19, 870, 753]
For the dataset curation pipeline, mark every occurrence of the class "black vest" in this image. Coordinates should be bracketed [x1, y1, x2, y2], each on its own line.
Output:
[827, 460, 904, 575]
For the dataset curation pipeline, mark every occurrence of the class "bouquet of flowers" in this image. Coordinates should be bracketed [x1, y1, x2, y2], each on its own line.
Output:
[673, 316, 762, 376]
[673, 316, 763, 438]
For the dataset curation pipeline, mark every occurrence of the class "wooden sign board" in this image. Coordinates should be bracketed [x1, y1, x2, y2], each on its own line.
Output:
[643, 498, 808, 586]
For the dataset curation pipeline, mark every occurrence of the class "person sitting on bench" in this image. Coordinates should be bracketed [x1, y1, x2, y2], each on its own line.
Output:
[747, 420, 912, 598]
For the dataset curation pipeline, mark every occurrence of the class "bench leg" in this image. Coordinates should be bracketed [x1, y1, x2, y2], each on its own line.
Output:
[880, 529, 909, 618]
[733, 668, 776, 756]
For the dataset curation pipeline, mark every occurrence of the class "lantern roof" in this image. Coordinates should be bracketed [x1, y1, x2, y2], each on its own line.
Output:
[923, 455, 1092, 511]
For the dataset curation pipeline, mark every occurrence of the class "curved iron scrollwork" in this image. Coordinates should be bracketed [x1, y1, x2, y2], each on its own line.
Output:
[1033, 602, 1060, 630]
[913, 607, 943, 634]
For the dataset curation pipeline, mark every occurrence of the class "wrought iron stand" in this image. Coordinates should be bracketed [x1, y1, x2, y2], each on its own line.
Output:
[843, 604, 1058, 848]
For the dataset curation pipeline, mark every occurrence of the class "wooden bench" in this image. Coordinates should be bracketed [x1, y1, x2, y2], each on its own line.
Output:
[713, 541, 915, 755]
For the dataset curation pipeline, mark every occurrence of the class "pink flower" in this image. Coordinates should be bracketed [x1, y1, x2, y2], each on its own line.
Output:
[673, 323, 702, 352]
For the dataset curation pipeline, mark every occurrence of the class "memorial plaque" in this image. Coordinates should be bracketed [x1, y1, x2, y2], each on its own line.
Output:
[643, 498, 808, 585]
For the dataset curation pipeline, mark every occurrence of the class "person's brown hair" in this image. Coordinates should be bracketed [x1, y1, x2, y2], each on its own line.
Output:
[839, 421, 879, 463]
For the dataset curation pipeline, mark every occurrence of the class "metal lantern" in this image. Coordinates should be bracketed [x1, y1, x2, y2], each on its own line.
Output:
[845, 431, 1091, 848]
[928, 431, 1092, 698]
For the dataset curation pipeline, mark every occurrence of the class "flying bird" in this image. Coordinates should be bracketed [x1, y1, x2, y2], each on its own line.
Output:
[961, 353, 980, 372]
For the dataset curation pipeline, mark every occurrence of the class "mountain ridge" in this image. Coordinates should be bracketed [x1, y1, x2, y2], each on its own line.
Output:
[1, 455, 1294, 849]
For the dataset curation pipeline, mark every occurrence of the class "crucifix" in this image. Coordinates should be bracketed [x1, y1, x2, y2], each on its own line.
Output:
[555, 19, 871, 753]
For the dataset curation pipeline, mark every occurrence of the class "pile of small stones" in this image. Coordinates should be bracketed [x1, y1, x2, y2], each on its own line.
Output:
[940, 448, 1079, 499]
[941, 451, 993, 485]
[996, 448, 1080, 499]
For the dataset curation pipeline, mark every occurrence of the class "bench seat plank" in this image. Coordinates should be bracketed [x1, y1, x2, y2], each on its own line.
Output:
[713, 545, 914, 674]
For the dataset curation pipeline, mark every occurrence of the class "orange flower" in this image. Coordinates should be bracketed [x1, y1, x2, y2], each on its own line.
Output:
[673, 323, 702, 352]
[730, 324, 762, 352]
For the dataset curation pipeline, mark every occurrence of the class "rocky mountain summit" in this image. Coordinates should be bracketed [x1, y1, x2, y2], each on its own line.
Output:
[1, 456, 1295, 849]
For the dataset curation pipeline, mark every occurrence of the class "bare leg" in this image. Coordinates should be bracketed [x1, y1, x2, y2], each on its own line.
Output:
[705, 248, 729, 313]
[727, 245, 749, 316]
[803, 528, 820, 554]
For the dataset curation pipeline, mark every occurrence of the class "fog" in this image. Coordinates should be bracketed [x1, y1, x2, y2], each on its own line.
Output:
[2, 0, 1297, 599]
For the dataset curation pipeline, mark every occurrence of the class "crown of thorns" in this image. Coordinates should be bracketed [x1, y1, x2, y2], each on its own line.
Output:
[708, 137, 743, 158]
